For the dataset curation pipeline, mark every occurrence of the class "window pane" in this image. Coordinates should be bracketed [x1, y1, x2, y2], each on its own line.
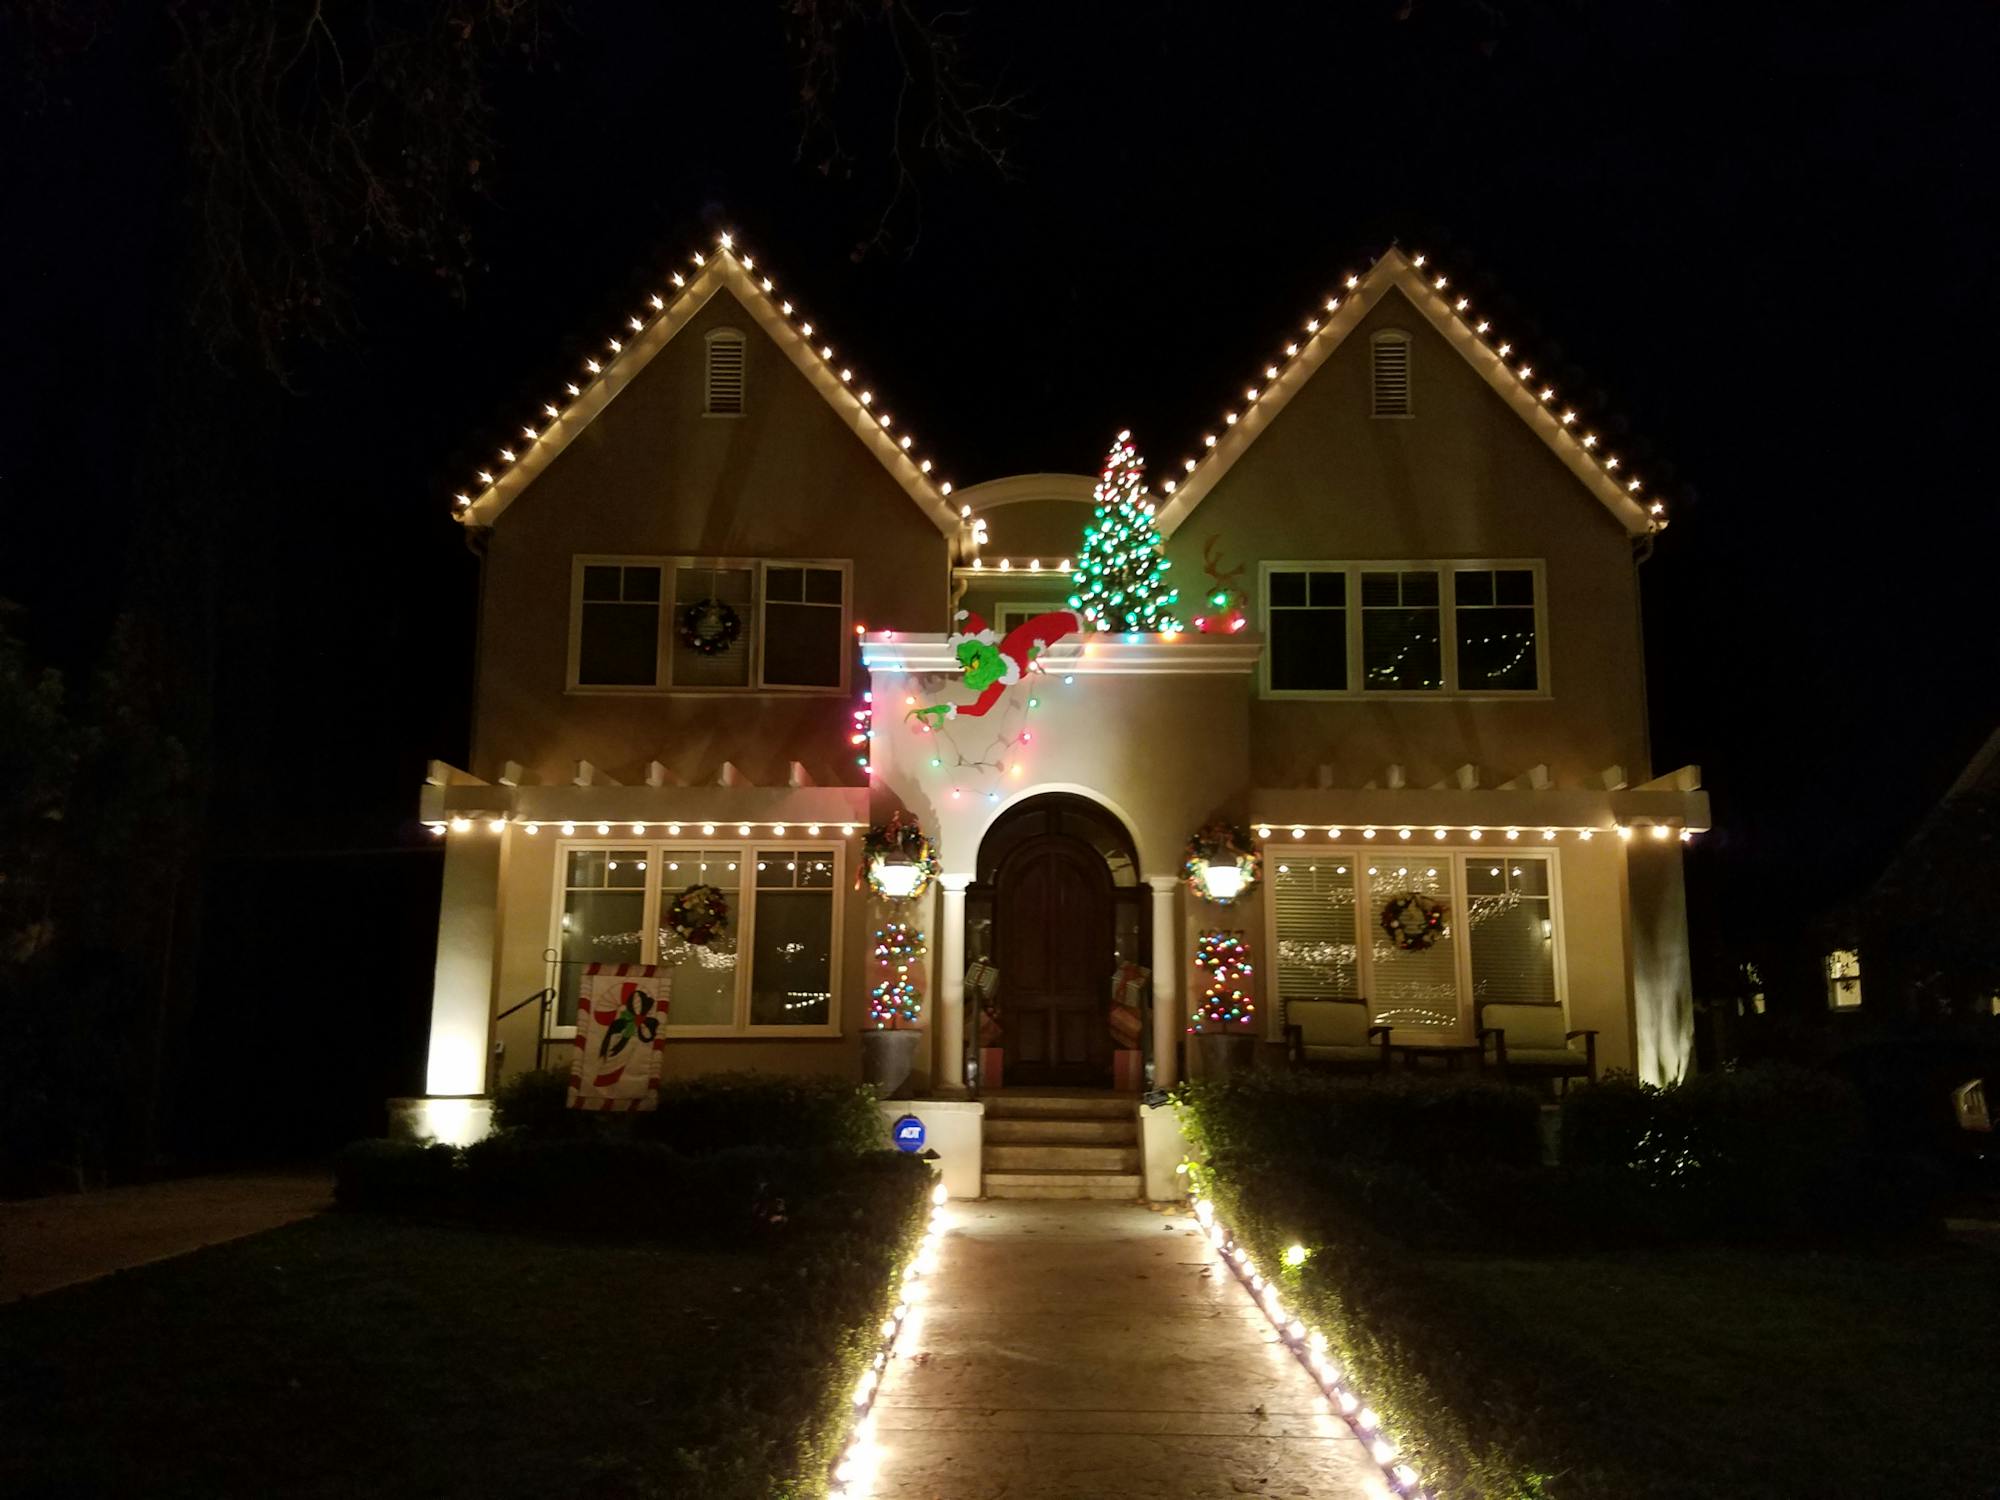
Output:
[671, 568, 753, 688]
[1268, 571, 1307, 608]
[623, 566, 661, 603]
[578, 600, 659, 685]
[1270, 610, 1347, 691]
[1400, 570, 1438, 606]
[1362, 607, 1442, 690]
[1454, 570, 1494, 606]
[1468, 857, 1556, 1007]
[766, 567, 805, 602]
[798, 853, 836, 888]
[805, 567, 845, 604]
[1273, 857, 1360, 1002]
[558, 889, 646, 1025]
[1360, 571, 1400, 607]
[1456, 565, 1538, 693]
[1308, 571, 1347, 607]
[763, 600, 843, 687]
[749, 889, 833, 1026]
[583, 565, 621, 601]
[658, 849, 742, 1027]
[604, 850, 647, 888]
[756, 851, 799, 888]
[1369, 861, 1460, 1032]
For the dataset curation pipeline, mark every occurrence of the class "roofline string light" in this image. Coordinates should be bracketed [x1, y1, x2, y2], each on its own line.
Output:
[1248, 823, 1694, 843]
[450, 230, 956, 521]
[1167, 248, 1668, 532]
[427, 819, 866, 838]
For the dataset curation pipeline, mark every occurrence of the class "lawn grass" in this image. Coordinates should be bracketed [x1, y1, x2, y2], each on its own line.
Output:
[0, 1212, 897, 1499]
[1415, 1241, 2000, 1499]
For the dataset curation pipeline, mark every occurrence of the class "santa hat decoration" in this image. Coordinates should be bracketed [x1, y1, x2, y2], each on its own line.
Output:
[950, 609, 1000, 644]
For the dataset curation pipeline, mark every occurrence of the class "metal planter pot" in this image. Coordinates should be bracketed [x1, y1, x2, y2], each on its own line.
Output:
[862, 1028, 923, 1099]
[1195, 1030, 1258, 1079]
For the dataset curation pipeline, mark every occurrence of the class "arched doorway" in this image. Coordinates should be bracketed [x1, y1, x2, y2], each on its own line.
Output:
[970, 794, 1147, 1088]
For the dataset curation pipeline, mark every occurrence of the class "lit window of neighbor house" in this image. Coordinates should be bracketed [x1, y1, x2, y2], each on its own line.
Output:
[1826, 949, 1863, 1010]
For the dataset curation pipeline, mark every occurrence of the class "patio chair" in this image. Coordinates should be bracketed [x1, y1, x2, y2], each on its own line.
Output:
[1476, 1003, 1597, 1090]
[1284, 999, 1392, 1073]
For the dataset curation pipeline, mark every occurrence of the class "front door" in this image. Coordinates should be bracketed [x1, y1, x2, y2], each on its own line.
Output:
[995, 833, 1114, 1087]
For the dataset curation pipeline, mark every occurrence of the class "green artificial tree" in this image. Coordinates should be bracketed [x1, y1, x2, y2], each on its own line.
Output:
[1068, 430, 1181, 633]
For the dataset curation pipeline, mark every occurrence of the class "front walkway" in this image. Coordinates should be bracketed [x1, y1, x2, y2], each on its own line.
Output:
[870, 1200, 1391, 1499]
[0, 1171, 330, 1302]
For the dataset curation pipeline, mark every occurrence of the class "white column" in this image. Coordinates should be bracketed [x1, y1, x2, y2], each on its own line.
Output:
[935, 875, 972, 1097]
[1148, 876, 1182, 1088]
[425, 827, 503, 1096]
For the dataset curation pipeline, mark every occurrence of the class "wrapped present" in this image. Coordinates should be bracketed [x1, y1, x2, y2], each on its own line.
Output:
[568, 963, 670, 1111]
[1112, 1048, 1144, 1093]
[978, 1047, 1004, 1093]
[978, 1002, 1004, 1047]
[1108, 963, 1148, 1050]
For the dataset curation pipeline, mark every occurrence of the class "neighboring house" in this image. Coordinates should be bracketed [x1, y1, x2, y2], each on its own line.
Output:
[1848, 726, 2000, 1018]
[414, 231, 1707, 1141]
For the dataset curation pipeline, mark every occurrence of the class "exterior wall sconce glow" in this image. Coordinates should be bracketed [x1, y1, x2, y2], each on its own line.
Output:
[1201, 860, 1246, 902]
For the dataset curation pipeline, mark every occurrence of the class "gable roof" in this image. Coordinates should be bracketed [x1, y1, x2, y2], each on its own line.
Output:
[1150, 246, 1664, 539]
[449, 232, 963, 535]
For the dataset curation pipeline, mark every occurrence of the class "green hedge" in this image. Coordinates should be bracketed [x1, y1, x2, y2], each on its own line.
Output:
[491, 1067, 886, 1155]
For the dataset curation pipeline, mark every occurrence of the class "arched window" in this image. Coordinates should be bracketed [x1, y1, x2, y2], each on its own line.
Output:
[1370, 329, 1412, 418]
[704, 329, 746, 415]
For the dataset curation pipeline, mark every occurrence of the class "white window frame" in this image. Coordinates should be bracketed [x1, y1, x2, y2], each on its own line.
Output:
[703, 328, 746, 418]
[1258, 559, 1550, 700]
[1261, 845, 1569, 1044]
[567, 555, 852, 696]
[546, 837, 845, 1040]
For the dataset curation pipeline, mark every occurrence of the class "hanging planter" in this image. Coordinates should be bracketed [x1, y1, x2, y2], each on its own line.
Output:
[859, 811, 940, 902]
[1184, 821, 1262, 905]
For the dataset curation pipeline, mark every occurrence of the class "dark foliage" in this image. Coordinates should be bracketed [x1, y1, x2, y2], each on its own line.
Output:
[491, 1066, 887, 1155]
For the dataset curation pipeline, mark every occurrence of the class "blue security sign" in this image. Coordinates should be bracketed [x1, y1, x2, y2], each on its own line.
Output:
[890, 1114, 927, 1153]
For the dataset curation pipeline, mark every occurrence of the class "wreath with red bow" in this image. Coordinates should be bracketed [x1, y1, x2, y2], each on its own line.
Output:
[1380, 892, 1448, 951]
[666, 884, 730, 946]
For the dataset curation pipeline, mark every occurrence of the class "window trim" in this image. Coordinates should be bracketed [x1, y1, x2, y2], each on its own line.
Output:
[1258, 559, 1550, 700]
[1370, 328, 1414, 419]
[567, 554, 852, 696]
[703, 328, 747, 419]
[545, 837, 846, 1040]
[1261, 847, 1570, 1044]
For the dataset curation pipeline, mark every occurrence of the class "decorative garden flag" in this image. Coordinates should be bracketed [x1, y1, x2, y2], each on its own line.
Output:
[568, 963, 670, 1111]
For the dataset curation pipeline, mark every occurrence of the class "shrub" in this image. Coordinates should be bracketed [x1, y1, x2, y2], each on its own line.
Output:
[634, 1072, 886, 1155]
[1180, 1069, 1542, 1179]
[490, 1065, 590, 1138]
[331, 1139, 461, 1212]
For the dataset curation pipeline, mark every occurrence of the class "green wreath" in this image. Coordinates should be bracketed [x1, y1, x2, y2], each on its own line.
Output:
[1380, 892, 1448, 951]
[678, 598, 742, 656]
[858, 811, 940, 901]
[665, 883, 730, 946]
[1183, 820, 1262, 905]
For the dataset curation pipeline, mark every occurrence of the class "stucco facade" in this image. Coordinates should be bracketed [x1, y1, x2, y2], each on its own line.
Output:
[415, 238, 1706, 1125]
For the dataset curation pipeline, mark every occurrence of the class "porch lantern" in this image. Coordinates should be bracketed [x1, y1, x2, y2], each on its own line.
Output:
[859, 811, 940, 904]
[1184, 821, 1262, 906]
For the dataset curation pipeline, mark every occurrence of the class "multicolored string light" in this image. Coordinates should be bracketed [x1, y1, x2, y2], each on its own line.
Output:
[1189, 930, 1255, 1032]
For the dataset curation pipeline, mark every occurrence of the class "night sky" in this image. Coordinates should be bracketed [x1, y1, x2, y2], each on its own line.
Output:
[4, 2, 1996, 999]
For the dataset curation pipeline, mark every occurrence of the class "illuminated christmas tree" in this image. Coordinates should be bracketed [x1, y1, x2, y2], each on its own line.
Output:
[1068, 431, 1181, 633]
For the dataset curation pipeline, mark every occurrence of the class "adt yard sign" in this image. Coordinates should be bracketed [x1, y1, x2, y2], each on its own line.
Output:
[891, 1114, 927, 1153]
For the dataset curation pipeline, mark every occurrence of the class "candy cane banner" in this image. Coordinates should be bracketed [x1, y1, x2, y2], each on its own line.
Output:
[568, 963, 671, 1111]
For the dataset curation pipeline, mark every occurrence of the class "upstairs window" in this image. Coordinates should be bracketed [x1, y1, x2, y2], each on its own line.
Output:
[1454, 568, 1540, 691]
[1361, 569, 1442, 691]
[1826, 949, 1863, 1011]
[1263, 561, 1544, 697]
[1371, 330, 1412, 418]
[577, 564, 663, 686]
[705, 330, 746, 415]
[1266, 569, 1348, 692]
[572, 556, 849, 692]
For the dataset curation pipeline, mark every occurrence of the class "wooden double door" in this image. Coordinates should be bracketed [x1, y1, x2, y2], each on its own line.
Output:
[994, 832, 1116, 1087]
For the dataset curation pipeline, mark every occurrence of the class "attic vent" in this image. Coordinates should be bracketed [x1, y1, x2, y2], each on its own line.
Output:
[1371, 330, 1412, 418]
[705, 330, 746, 415]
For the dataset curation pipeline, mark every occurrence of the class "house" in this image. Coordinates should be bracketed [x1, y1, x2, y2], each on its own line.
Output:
[408, 229, 1709, 1177]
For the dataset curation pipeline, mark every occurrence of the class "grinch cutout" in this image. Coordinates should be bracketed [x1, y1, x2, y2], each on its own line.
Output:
[910, 608, 1082, 727]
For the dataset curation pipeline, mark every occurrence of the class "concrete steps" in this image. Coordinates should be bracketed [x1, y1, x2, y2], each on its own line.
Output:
[980, 1092, 1141, 1199]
